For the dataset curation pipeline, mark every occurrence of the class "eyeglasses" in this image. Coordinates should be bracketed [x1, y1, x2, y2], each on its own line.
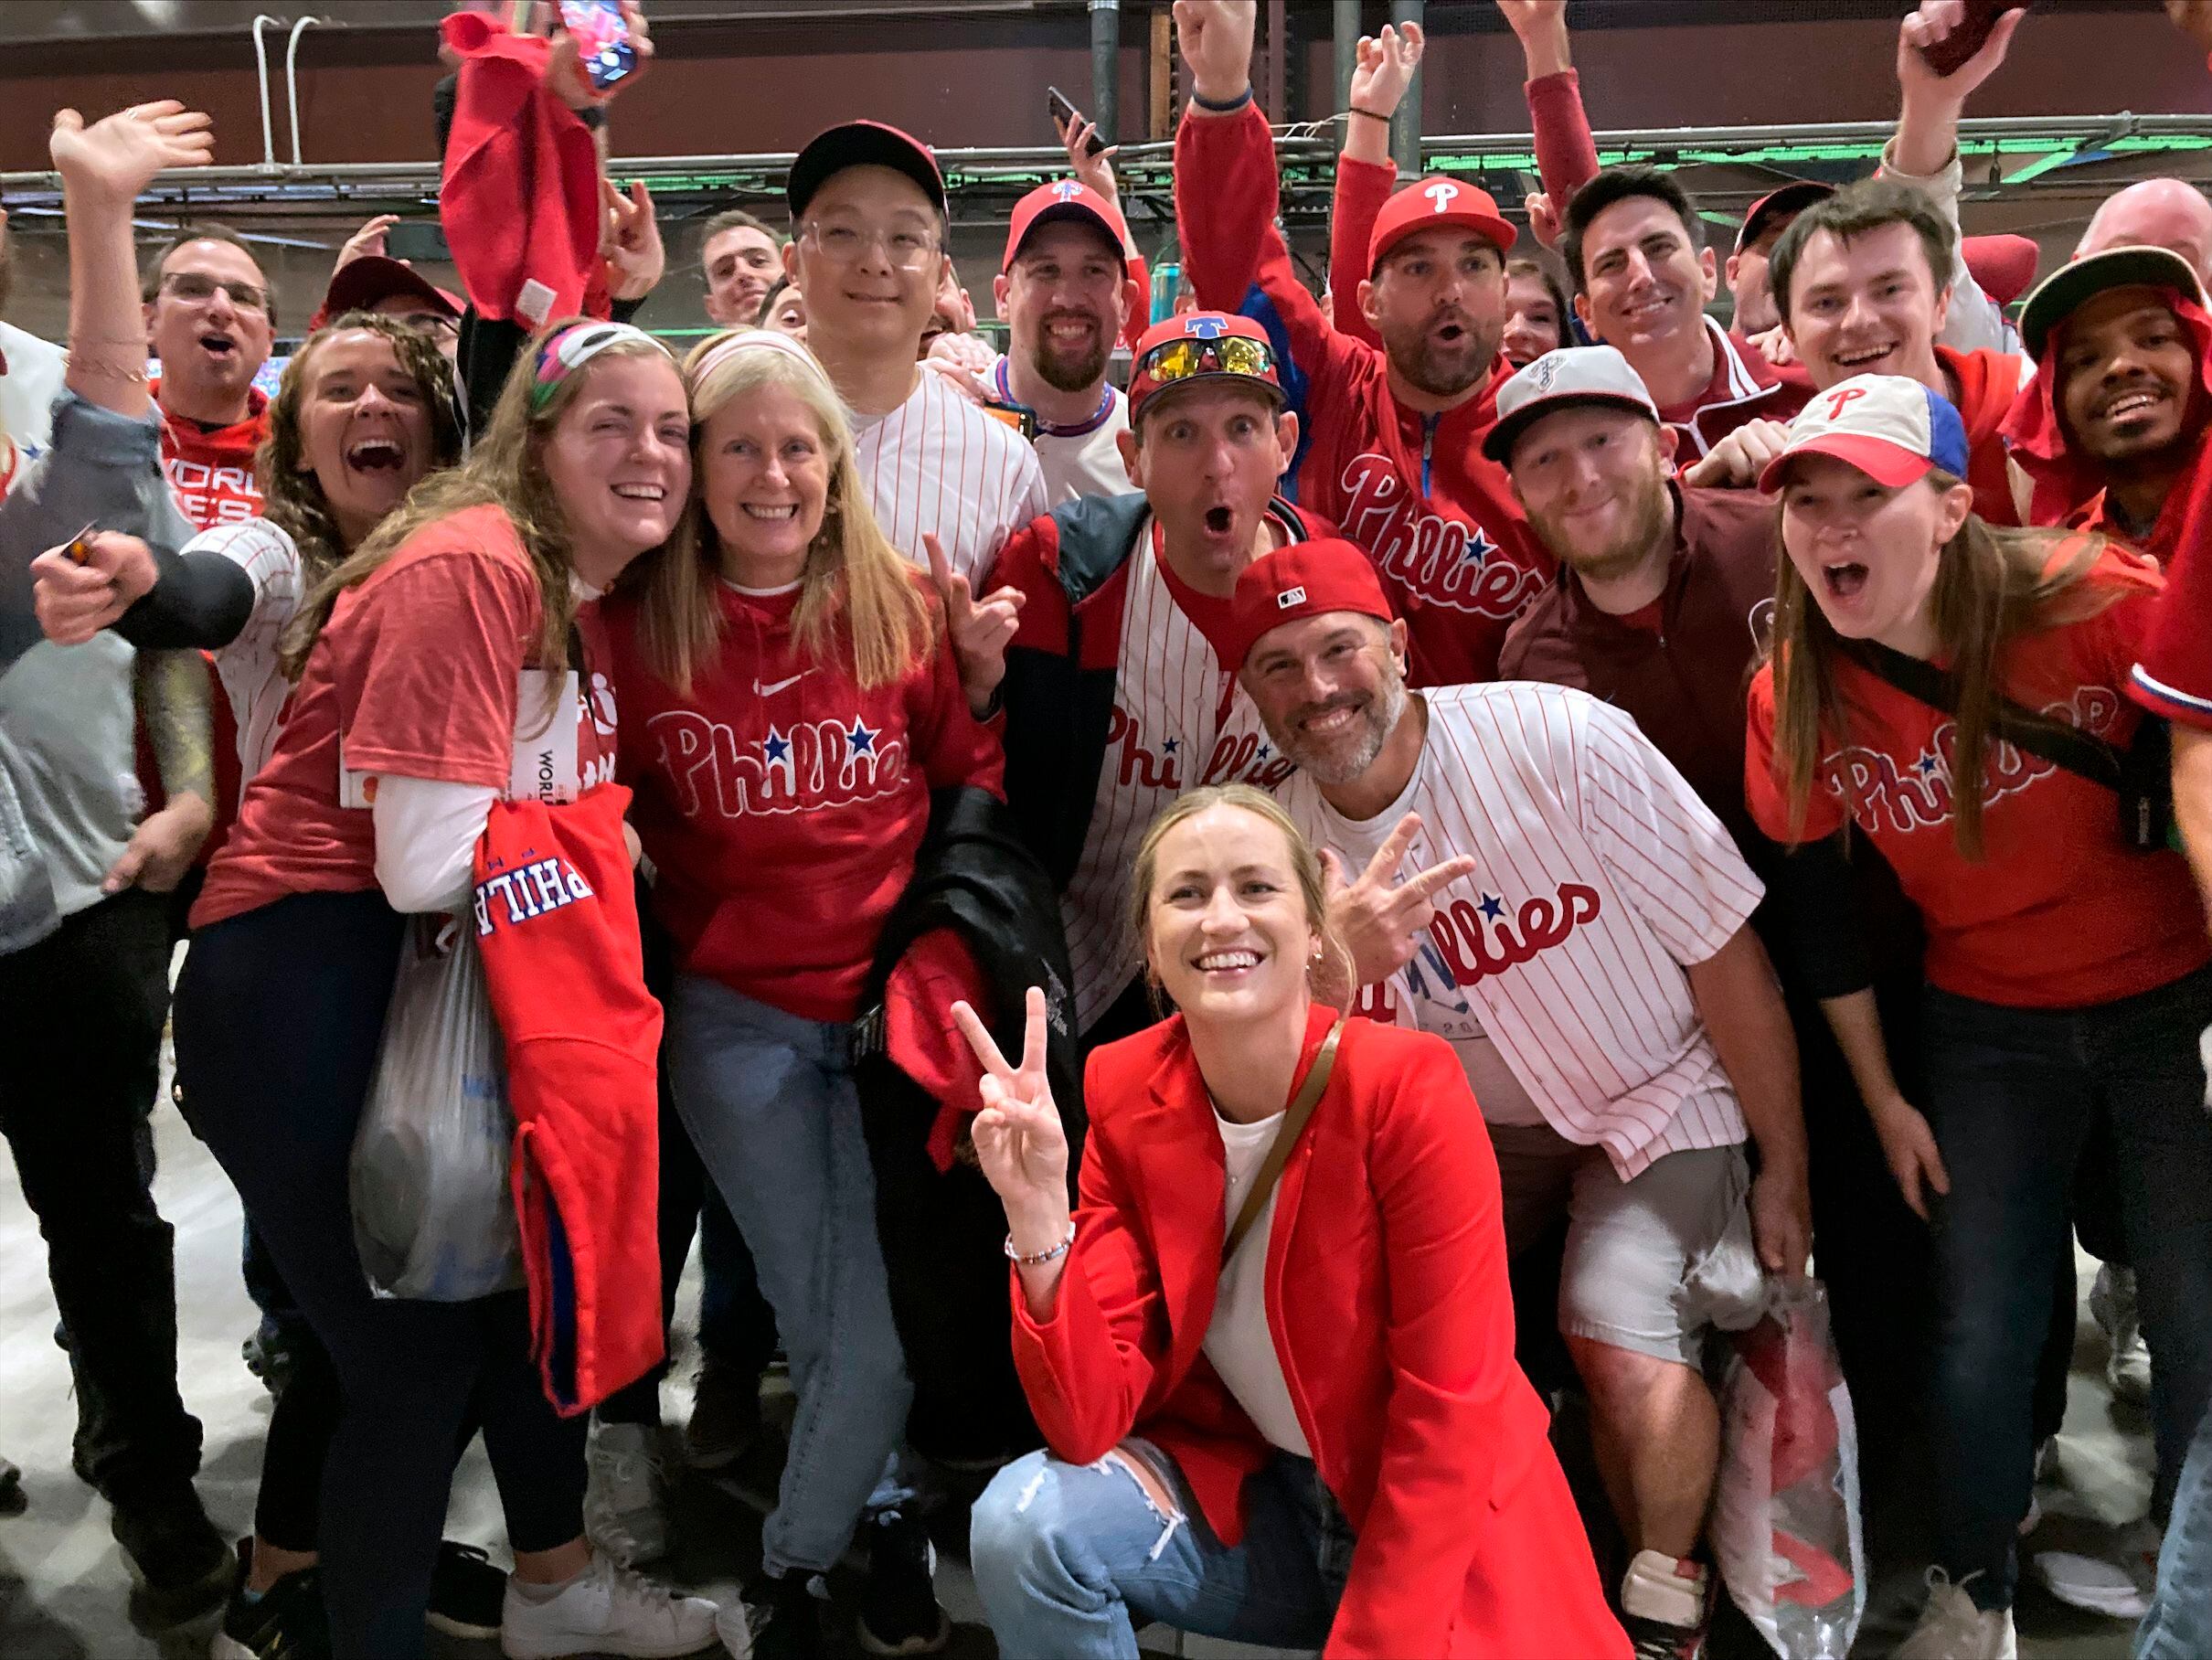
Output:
[799, 221, 940, 272]
[161, 271, 271, 314]
[1136, 334, 1276, 387]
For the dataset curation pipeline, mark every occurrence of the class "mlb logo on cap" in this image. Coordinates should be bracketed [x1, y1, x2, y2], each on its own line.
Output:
[1758, 373, 1970, 495]
[1277, 585, 1307, 609]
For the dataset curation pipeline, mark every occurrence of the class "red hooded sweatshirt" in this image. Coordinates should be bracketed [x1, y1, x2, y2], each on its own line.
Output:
[1175, 101, 1552, 687]
[1937, 344, 2029, 527]
[473, 783, 665, 1414]
[603, 576, 1005, 1026]
[2001, 285, 2212, 568]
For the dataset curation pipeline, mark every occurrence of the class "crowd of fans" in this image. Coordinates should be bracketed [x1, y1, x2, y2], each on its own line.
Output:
[4, 1, 2212, 1656]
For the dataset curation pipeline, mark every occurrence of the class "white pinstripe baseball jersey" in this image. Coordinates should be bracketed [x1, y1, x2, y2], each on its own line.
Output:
[1281, 680, 1763, 1178]
[1062, 524, 1295, 1032]
[185, 517, 306, 780]
[854, 369, 1048, 586]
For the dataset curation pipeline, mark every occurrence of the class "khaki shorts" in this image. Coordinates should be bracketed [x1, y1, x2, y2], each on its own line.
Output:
[1490, 1124, 1760, 1369]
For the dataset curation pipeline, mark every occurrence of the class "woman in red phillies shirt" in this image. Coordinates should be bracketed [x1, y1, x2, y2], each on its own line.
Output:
[602, 327, 1001, 1658]
[1743, 376, 2212, 1660]
[173, 321, 721, 1660]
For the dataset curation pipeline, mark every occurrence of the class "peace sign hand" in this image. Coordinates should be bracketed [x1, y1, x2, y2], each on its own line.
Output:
[926, 532, 1024, 715]
[1321, 812, 1478, 986]
[952, 987, 1071, 1248]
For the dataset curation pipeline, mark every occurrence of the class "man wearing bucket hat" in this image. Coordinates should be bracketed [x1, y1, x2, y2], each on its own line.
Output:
[1228, 535, 1810, 1660]
[1167, 0, 1550, 688]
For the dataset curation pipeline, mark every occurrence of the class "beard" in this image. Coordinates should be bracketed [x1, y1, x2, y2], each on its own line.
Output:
[1378, 308, 1503, 399]
[1279, 662, 1409, 786]
[1530, 460, 1673, 587]
[1028, 318, 1111, 394]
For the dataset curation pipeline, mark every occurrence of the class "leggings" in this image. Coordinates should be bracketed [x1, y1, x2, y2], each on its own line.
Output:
[175, 890, 587, 1658]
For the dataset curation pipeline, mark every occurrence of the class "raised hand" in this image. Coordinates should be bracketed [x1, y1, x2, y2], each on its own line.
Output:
[1898, 0, 2025, 104]
[49, 101, 215, 205]
[2172, 0, 2212, 55]
[1054, 106, 1123, 208]
[926, 532, 1025, 713]
[952, 987, 1071, 1246]
[1493, 0, 1571, 76]
[601, 177, 665, 302]
[1321, 813, 1479, 986]
[1349, 23, 1424, 120]
[1523, 188, 1562, 251]
[30, 532, 159, 645]
[548, 0, 654, 110]
[335, 213, 402, 271]
[1173, 0, 1258, 108]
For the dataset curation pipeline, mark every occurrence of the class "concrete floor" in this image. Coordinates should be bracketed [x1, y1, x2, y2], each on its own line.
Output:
[0, 1038, 2160, 1659]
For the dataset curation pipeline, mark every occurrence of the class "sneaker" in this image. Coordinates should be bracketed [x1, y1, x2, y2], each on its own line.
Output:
[2032, 1517, 2161, 1621]
[1895, 1570, 2017, 1660]
[498, 1554, 720, 1659]
[585, 1421, 671, 1568]
[211, 1540, 328, 1660]
[428, 1539, 509, 1640]
[684, 1360, 762, 1473]
[2090, 1265, 2153, 1407]
[111, 1481, 233, 1631]
[1619, 1549, 1710, 1659]
[856, 1511, 950, 1657]
[745, 1571, 826, 1660]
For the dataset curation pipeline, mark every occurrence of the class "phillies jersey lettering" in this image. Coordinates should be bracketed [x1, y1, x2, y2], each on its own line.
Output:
[1105, 704, 1295, 795]
[645, 709, 909, 820]
[1336, 454, 1547, 620]
[1427, 882, 1604, 989]
[1821, 686, 2118, 836]
[475, 853, 595, 937]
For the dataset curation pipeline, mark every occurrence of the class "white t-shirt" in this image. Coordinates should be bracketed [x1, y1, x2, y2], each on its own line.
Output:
[853, 368, 1048, 586]
[1281, 681, 1762, 1180]
[1202, 1106, 1311, 1458]
[1035, 394, 1133, 506]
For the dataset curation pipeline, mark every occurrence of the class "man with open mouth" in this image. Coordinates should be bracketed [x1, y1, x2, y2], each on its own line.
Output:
[144, 224, 274, 534]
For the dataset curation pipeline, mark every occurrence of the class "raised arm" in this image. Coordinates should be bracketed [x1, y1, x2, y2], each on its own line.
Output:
[1330, 24, 1423, 345]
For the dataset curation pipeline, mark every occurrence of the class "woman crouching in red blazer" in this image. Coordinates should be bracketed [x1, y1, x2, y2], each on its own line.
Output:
[952, 784, 1627, 1660]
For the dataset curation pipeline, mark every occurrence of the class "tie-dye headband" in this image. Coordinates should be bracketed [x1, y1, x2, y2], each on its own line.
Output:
[529, 321, 673, 410]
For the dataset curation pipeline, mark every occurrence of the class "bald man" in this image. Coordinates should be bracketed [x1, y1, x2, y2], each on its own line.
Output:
[2079, 179, 2212, 281]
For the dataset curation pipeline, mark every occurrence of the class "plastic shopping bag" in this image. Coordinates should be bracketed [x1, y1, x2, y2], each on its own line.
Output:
[349, 912, 523, 1301]
[1711, 1278, 1865, 1660]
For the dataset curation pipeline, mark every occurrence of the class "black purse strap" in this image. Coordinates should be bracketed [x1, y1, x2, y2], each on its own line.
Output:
[1844, 640, 2124, 793]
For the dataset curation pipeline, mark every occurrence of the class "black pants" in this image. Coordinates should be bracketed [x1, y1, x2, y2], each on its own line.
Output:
[175, 890, 586, 1659]
[0, 888, 202, 1501]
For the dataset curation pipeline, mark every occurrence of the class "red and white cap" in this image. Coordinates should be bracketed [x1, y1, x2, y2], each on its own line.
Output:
[1484, 344, 1662, 465]
[1758, 373, 1971, 495]
[1226, 538, 1395, 673]
[1367, 176, 1515, 272]
[1003, 179, 1128, 271]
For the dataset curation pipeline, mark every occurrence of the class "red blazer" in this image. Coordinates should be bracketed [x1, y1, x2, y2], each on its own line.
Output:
[1010, 1006, 1629, 1660]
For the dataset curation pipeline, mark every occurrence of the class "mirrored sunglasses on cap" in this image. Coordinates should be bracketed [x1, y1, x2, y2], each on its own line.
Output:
[1135, 332, 1277, 388]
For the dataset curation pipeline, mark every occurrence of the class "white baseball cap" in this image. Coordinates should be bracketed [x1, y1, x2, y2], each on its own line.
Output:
[1758, 373, 1970, 495]
[1484, 345, 1662, 465]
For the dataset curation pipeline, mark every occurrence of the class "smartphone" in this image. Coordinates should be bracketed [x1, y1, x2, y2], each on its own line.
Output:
[557, 0, 636, 91]
[383, 220, 451, 264]
[1047, 86, 1109, 157]
[1919, 0, 2028, 77]
[981, 400, 1040, 442]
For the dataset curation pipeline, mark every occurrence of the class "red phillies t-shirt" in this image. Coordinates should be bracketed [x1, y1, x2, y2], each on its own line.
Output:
[194, 502, 616, 929]
[1745, 552, 2207, 1008]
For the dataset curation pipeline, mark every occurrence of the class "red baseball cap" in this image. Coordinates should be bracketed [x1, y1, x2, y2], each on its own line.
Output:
[1367, 177, 1515, 273]
[1226, 539, 1394, 673]
[788, 121, 947, 220]
[1127, 312, 1284, 422]
[1734, 181, 1835, 254]
[1962, 233, 2040, 309]
[314, 255, 463, 332]
[1003, 179, 1128, 272]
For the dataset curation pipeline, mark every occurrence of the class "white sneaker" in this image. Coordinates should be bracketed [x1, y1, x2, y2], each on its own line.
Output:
[1895, 1570, 2016, 1660]
[585, 1421, 670, 1568]
[499, 1554, 722, 1659]
[2032, 1517, 2162, 1621]
[2090, 1265, 2153, 1406]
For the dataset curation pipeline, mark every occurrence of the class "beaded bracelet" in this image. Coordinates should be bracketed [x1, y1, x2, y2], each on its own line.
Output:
[1005, 1222, 1077, 1266]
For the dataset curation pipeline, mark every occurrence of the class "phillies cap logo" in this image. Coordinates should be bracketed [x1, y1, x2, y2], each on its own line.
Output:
[1822, 385, 1870, 423]
[1424, 181, 1460, 214]
[1277, 585, 1308, 609]
[1186, 314, 1228, 339]
[1050, 180, 1083, 203]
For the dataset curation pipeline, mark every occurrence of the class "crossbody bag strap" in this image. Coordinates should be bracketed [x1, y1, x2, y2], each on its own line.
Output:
[1845, 640, 2123, 791]
[1221, 1016, 1347, 1265]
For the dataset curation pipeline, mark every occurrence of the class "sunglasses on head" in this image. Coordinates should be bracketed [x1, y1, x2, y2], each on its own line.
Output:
[1137, 334, 1276, 387]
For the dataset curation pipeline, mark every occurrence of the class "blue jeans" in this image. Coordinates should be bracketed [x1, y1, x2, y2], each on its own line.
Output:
[2138, 1396, 2212, 1659]
[1920, 965, 2212, 1611]
[666, 975, 913, 1578]
[971, 1442, 1352, 1660]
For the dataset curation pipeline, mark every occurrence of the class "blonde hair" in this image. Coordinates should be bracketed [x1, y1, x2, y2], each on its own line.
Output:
[282, 316, 692, 686]
[632, 328, 932, 693]
[1130, 785, 1347, 1008]
[1766, 471, 2115, 860]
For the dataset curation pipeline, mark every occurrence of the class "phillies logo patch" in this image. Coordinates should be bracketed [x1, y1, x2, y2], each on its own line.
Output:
[648, 710, 909, 820]
[1821, 686, 2120, 835]
[1423, 880, 1603, 988]
[1050, 180, 1083, 203]
[1423, 181, 1460, 213]
[474, 852, 595, 937]
[1336, 454, 1545, 619]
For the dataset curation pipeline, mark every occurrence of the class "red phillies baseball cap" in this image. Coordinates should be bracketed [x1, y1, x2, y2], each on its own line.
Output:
[1367, 177, 1515, 273]
[1127, 312, 1284, 422]
[788, 121, 947, 220]
[1003, 179, 1128, 272]
[314, 255, 463, 332]
[1226, 538, 1395, 673]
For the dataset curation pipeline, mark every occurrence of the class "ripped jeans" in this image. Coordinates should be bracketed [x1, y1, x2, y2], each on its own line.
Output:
[971, 1440, 1353, 1660]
